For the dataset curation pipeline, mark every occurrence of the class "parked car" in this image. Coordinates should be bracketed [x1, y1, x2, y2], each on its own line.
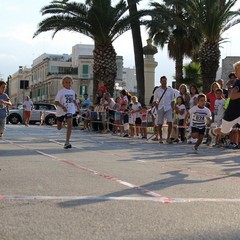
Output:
[7, 103, 57, 125]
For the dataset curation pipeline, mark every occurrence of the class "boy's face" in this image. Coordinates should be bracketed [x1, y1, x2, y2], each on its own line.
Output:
[198, 97, 206, 107]
[215, 91, 222, 99]
[62, 78, 72, 89]
[0, 84, 6, 94]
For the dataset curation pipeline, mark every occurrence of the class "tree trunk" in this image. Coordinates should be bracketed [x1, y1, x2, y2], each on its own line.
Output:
[199, 41, 220, 93]
[93, 43, 117, 97]
[127, 0, 145, 104]
[175, 53, 184, 90]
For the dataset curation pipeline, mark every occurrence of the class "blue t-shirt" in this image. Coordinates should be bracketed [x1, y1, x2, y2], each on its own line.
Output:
[0, 93, 10, 117]
[82, 99, 90, 108]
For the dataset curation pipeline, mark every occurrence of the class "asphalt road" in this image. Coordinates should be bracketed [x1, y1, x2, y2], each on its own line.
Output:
[1, 124, 240, 240]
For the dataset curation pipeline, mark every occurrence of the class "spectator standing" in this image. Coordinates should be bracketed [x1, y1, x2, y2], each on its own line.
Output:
[217, 79, 228, 98]
[140, 105, 149, 139]
[81, 93, 90, 109]
[0, 80, 12, 138]
[113, 97, 121, 135]
[153, 76, 175, 144]
[179, 84, 190, 109]
[131, 96, 142, 137]
[175, 96, 187, 143]
[128, 103, 136, 137]
[228, 72, 237, 86]
[23, 96, 33, 126]
[150, 86, 159, 141]
[102, 92, 115, 132]
[120, 89, 131, 106]
[119, 103, 129, 137]
[212, 88, 226, 146]
[189, 85, 199, 109]
[206, 82, 222, 121]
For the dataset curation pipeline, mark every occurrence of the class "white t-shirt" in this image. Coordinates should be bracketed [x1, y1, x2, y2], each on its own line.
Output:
[132, 102, 142, 118]
[23, 100, 33, 111]
[214, 98, 226, 124]
[153, 87, 174, 111]
[189, 105, 211, 129]
[176, 104, 186, 120]
[55, 88, 76, 116]
[189, 94, 198, 109]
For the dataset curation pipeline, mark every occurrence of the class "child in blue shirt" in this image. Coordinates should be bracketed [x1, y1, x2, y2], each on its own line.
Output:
[0, 80, 12, 138]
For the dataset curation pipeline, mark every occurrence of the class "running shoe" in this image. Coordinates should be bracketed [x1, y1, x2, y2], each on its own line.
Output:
[64, 143, 72, 149]
[192, 146, 198, 152]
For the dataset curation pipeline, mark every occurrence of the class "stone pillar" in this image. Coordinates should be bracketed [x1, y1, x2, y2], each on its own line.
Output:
[143, 39, 158, 105]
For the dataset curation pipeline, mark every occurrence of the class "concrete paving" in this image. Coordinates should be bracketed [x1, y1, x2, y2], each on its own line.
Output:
[0, 124, 240, 240]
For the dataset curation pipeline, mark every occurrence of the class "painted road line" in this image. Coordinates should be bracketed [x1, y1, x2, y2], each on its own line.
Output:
[3, 139, 173, 204]
[1, 195, 240, 203]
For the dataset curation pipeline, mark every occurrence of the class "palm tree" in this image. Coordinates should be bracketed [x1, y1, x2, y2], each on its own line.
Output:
[34, 0, 146, 96]
[165, 0, 240, 93]
[145, 1, 201, 89]
[127, 0, 145, 103]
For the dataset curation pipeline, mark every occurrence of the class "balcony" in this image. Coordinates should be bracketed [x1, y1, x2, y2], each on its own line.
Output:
[79, 73, 93, 80]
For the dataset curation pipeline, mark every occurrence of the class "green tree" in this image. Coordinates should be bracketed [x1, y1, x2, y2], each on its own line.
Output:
[166, 0, 240, 93]
[145, 1, 201, 89]
[34, 0, 146, 96]
[183, 62, 202, 89]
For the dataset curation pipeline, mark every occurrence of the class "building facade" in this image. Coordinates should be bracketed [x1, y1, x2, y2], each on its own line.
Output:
[8, 44, 138, 105]
[221, 56, 240, 83]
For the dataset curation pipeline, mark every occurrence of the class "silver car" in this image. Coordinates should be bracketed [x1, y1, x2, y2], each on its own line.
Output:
[7, 103, 57, 125]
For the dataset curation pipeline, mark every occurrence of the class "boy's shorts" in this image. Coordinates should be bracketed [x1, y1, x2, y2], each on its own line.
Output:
[141, 122, 147, 128]
[135, 117, 142, 125]
[57, 113, 73, 122]
[221, 117, 240, 134]
[191, 127, 205, 135]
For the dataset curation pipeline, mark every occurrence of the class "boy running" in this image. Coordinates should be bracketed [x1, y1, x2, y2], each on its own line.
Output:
[55, 75, 80, 149]
[184, 94, 212, 152]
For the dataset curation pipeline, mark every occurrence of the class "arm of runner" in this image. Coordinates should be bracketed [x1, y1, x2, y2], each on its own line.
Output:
[229, 86, 240, 100]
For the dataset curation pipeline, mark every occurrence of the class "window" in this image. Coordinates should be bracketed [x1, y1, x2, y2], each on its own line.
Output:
[82, 65, 89, 78]
[80, 86, 88, 95]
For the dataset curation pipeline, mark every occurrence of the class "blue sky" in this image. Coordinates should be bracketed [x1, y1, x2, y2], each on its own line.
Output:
[1, 0, 240, 86]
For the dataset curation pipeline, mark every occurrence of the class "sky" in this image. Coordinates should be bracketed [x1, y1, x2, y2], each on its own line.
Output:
[1, 0, 240, 86]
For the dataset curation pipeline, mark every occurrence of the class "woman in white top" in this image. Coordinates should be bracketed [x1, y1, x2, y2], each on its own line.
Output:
[179, 84, 190, 110]
[131, 96, 142, 136]
[189, 85, 199, 109]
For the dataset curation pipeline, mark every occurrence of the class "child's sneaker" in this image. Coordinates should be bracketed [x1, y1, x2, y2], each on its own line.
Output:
[192, 146, 198, 152]
[64, 143, 72, 149]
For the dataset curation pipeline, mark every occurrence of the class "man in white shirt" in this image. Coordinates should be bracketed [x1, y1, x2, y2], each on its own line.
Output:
[153, 76, 175, 143]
